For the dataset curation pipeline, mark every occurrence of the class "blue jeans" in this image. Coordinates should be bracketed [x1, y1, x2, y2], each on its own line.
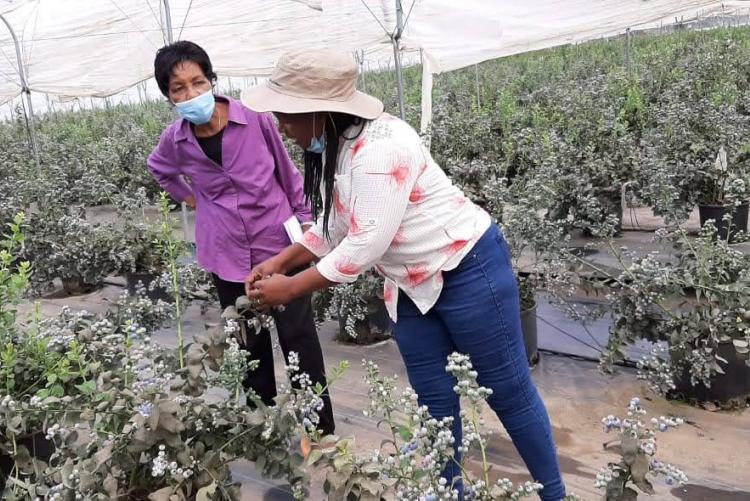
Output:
[394, 223, 566, 500]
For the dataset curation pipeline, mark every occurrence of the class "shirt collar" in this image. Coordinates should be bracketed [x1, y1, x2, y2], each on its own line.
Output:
[174, 95, 247, 142]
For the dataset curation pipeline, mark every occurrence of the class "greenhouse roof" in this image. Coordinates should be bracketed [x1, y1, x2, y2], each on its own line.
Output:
[0, 0, 747, 123]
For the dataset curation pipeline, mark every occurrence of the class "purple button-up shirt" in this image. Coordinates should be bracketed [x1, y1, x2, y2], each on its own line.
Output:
[147, 96, 311, 282]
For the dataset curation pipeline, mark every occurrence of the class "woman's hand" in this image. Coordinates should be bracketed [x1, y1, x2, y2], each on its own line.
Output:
[248, 266, 335, 310]
[247, 274, 296, 310]
[245, 256, 288, 297]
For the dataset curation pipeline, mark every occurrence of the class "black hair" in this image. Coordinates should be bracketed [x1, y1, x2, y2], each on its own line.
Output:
[154, 41, 217, 97]
[304, 113, 367, 240]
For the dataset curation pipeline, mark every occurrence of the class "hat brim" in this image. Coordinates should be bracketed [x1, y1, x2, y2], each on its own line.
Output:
[240, 83, 384, 120]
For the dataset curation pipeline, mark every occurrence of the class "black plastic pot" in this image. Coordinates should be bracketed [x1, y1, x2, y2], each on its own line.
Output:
[520, 302, 540, 366]
[698, 203, 749, 242]
[337, 297, 393, 345]
[0, 432, 54, 493]
[671, 342, 750, 404]
[126, 272, 172, 303]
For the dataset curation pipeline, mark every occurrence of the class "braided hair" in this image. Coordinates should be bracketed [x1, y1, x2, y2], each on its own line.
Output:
[303, 112, 367, 240]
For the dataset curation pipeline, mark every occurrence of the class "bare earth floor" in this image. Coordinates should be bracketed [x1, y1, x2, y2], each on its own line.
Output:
[18, 287, 750, 501]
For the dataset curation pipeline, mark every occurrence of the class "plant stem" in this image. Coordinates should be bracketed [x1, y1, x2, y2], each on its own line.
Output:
[11, 433, 19, 491]
[124, 330, 131, 388]
[199, 466, 232, 500]
[673, 226, 712, 280]
[216, 424, 262, 453]
[470, 404, 490, 488]
[170, 258, 184, 369]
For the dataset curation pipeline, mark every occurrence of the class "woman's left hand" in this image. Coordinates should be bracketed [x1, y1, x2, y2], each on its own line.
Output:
[247, 273, 296, 309]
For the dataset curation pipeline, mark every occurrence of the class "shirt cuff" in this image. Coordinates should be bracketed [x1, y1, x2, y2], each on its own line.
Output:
[296, 212, 314, 224]
[299, 230, 331, 259]
[168, 181, 194, 203]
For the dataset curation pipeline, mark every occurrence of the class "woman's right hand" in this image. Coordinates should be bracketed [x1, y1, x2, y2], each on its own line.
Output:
[245, 256, 288, 296]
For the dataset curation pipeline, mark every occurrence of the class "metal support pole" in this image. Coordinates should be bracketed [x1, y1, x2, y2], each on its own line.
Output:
[355, 49, 367, 93]
[0, 14, 41, 176]
[392, 0, 406, 120]
[162, 0, 174, 44]
[161, 0, 190, 241]
[624, 27, 632, 75]
[361, 50, 367, 92]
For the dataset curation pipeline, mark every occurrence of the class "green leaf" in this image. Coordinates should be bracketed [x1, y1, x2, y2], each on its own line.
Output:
[235, 295, 252, 310]
[196, 482, 217, 501]
[622, 486, 639, 501]
[193, 334, 211, 346]
[6, 476, 32, 494]
[94, 445, 113, 471]
[327, 471, 349, 490]
[222, 306, 241, 320]
[148, 486, 175, 501]
[306, 449, 323, 466]
[65, 429, 79, 446]
[61, 461, 75, 488]
[75, 380, 96, 395]
[78, 470, 95, 492]
[397, 425, 412, 442]
[358, 480, 382, 501]
[13, 445, 34, 475]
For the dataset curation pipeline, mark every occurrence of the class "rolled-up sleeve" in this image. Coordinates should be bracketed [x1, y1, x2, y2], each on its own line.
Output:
[299, 224, 336, 259]
[147, 127, 193, 202]
[261, 113, 313, 223]
[316, 141, 417, 283]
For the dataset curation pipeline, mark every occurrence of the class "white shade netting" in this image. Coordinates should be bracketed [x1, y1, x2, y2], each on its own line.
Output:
[0, 0, 748, 129]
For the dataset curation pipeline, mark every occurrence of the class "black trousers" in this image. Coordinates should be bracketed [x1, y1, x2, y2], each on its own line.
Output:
[212, 272, 335, 436]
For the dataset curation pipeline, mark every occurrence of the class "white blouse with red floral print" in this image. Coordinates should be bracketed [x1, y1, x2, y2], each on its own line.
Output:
[299, 113, 491, 322]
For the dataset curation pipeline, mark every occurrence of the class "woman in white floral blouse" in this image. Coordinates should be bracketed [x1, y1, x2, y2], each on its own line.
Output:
[241, 50, 566, 500]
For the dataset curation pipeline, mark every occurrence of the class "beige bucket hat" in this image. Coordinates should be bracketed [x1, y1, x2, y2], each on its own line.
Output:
[240, 49, 383, 120]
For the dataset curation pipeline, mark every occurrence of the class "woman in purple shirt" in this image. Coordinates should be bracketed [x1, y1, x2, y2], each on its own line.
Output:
[147, 41, 335, 445]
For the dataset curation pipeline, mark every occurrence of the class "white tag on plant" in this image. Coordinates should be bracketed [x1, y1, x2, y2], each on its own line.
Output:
[715, 146, 727, 173]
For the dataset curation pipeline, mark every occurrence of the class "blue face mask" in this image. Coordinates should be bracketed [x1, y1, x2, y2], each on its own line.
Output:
[174, 89, 215, 125]
[307, 132, 326, 154]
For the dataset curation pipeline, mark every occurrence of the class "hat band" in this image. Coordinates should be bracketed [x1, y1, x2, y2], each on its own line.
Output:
[267, 77, 357, 103]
